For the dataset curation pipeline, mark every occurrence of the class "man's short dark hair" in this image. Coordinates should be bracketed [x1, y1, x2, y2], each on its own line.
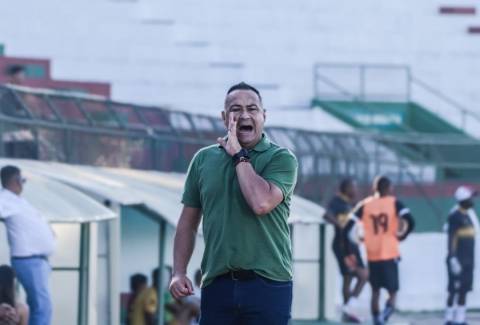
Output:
[5, 65, 25, 77]
[375, 176, 391, 195]
[226, 82, 262, 103]
[130, 273, 147, 292]
[1, 165, 20, 188]
[339, 178, 354, 194]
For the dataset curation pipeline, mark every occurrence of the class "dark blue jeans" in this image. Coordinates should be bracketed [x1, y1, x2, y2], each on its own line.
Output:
[200, 274, 292, 325]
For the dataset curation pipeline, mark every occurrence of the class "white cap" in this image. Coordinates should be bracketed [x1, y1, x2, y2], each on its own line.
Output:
[454, 186, 476, 202]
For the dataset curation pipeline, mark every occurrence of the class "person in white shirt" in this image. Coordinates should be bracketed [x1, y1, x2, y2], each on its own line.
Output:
[0, 165, 56, 325]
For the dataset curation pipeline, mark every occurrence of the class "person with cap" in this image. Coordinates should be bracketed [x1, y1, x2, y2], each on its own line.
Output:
[444, 186, 477, 325]
[0, 165, 56, 325]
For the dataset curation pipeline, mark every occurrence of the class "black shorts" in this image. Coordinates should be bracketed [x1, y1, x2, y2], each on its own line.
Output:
[368, 259, 399, 292]
[333, 241, 365, 276]
[447, 260, 474, 293]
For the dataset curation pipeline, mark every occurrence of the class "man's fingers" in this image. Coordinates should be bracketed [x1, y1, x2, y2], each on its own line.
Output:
[171, 285, 186, 299]
[170, 277, 195, 299]
[185, 277, 194, 294]
[171, 289, 179, 299]
[230, 115, 238, 133]
[217, 137, 226, 147]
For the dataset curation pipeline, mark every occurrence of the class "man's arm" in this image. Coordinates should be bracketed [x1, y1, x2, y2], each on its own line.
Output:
[217, 115, 297, 215]
[323, 211, 340, 227]
[447, 216, 459, 257]
[235, 163, 284, 215]
[322, 199, 341, 227]
[170, 206, 202, 299]
[396, 200, 415, 241]
[342, 203, 364, 250]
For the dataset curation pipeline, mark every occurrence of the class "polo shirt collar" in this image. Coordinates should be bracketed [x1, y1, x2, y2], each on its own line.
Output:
[251, 134, 271, 152]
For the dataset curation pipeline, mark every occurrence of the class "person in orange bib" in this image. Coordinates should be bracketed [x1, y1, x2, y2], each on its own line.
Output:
[344, 176, 415, 325]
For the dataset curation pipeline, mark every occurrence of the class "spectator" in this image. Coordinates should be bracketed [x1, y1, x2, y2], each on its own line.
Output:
[0, 165, 56, 325]
[126, 273, 148, 325]
[5, 65, 26, 85]
[131, 267, 178, 325]
[0, 265, 29, 325]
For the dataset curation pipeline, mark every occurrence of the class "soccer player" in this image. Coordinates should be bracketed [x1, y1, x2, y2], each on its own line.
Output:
[323, 178, 367, 323]
[344, 176, 415, 325]
[444, 186, 477, 325]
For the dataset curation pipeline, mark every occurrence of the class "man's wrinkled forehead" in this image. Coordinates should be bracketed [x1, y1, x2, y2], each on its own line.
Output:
[224, 89, 262, 110]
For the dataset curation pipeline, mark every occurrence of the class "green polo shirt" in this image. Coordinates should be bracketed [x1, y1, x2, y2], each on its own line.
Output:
[182, 134, 298, 287]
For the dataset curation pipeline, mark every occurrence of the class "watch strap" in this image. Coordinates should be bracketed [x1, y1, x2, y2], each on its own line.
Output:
[232, 148, 250, 166]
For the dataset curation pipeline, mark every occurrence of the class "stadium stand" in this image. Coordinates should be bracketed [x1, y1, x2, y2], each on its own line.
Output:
[0, 49, 110, 97]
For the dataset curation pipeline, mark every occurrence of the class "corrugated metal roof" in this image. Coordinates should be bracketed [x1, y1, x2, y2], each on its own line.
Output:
[0, 159, 116, 223]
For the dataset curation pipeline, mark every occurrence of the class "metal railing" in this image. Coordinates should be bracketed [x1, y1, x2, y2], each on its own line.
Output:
[313, 63, 411, 102]
[313, 62, 480, 135]
[410, 77, 480, 136]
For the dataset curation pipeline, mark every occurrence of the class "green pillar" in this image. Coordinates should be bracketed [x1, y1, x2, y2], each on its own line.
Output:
[318, 223, 326, 320]
[78, 223, 90, 325]
[157, 220, 167, 325]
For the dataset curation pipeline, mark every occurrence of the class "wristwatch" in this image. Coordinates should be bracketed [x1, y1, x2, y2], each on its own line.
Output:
[232, 148, 250, 166]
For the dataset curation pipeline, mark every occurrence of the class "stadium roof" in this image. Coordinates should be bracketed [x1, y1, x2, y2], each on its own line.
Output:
[0, 159, 325, 226]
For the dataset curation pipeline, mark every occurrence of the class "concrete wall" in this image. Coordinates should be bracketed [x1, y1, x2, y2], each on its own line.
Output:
[1, 0, 479, 132]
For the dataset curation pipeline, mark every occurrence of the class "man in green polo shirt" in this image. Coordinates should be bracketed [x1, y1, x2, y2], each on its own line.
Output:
[169, 82, 298, 325]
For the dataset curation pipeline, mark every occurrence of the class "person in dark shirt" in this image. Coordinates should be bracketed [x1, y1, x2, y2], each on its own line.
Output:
[323, 178, 367, 323]
[126, 273, 147, 325]
[444, 186, 477, 325]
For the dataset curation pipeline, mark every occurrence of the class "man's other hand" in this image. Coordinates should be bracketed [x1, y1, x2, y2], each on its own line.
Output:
[169, 273, 194, 299]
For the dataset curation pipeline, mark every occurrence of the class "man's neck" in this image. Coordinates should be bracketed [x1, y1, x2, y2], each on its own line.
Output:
[241, 140, 261, 150]
[4, 188, 19, 196]
[458, 206, 469, 213]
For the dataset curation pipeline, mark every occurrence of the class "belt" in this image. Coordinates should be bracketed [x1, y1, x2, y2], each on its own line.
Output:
[12, 255, 48, 261]
[219, 269, 257, 281]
